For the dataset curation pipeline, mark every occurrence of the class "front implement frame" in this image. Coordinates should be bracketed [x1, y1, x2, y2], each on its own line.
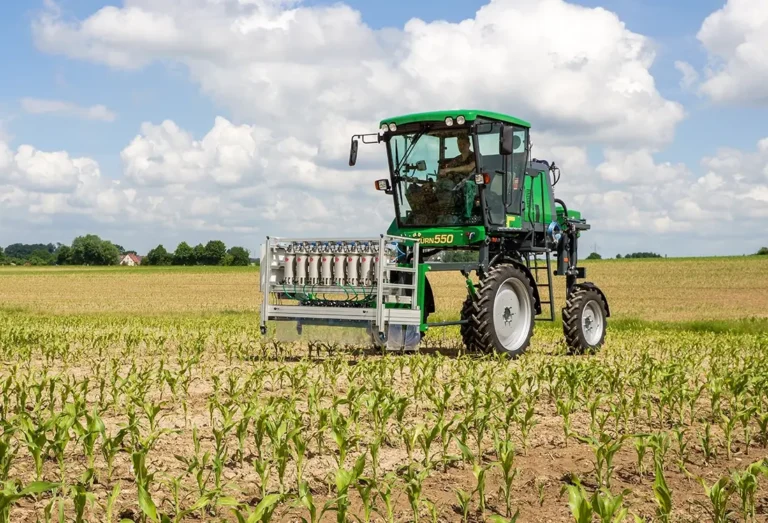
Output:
[259, 234, 423, 342]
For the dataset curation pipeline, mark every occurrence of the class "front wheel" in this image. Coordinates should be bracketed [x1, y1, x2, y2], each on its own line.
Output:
[465, 264, 535, 358]
[563, 283, 608, 354]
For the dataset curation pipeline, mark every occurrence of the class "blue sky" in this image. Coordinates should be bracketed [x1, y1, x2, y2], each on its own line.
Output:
[1, 0, 767, 257]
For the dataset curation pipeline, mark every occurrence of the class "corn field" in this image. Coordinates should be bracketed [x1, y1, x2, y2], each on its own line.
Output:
[0, 261, 767, 522]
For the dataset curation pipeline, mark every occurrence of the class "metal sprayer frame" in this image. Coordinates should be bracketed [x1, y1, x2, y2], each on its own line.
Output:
[259, 234, 422, 339]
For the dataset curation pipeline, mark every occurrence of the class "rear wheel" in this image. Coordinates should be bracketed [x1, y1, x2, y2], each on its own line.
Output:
[563, 284, 608, 354]
[465, 264, 535, 357]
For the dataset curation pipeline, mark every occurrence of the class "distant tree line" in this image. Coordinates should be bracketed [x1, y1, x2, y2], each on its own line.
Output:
[143, 241, 253, 266]
[616, 252, 663, 259]
[0, 236, 123, 266]
[757, 247, 768, 256]
[1, 236, 255, 267]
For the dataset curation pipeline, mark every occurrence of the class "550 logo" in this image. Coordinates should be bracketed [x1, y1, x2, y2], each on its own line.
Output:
[412, 233, 455, 245]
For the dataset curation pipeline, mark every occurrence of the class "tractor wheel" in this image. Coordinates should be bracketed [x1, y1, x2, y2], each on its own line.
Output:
[562, 284, 608, 354]
[460, 294, 485, 353]
[466, 264, 535, 357]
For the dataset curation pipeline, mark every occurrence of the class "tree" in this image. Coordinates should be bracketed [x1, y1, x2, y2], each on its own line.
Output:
[173, 242, 195, 266]
[113, 244, 126, 255]
[193, 244, 206, 265]
[145, 245, 173, 266]
[616, 254, 622, 259]
[55, 245, 72, 265]
[29, 249, 54, 266]
[586, 252, 602, 260]
[4, 243, 56, 260]
[203, 240, 227, 265]
[71, 235, 120, 266]
[757, 247, 768, 256]
[227, 246, 251, 266]
[624, 252, 663, 259]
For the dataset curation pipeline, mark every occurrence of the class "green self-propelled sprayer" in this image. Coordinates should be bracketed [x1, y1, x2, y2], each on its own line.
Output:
[260, 110, 609, 356]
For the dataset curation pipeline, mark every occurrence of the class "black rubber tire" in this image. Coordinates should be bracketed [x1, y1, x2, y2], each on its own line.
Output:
[460, 293, 486, 353]
[465, 264, 535, 358]
[563, 284, 608, 354]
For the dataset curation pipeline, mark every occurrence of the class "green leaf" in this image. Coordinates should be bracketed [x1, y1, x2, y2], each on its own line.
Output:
[137, 485, 158, 522]
[20, 482, 59, 496]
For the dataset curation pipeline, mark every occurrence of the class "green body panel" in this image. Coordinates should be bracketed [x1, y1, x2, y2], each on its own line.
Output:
[520, 166, 557, 227]
[381, 110, 531, 129]
[387, 221, 486, 247]
[417, 264, 430, 332]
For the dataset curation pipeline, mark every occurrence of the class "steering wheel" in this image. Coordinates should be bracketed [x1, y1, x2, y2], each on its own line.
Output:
[451, 172, 476, 192]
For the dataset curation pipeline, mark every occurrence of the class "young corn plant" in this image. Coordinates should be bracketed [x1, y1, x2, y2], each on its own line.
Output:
[0, 480, 59, 523]
[374, 473, 397, 523]
[652, 464, 672, 523]
[697, 476, 734, 523]
[69, 469, 96, 523]
[454, 488, 472, 523]
[330, 454, 365, 523]
[700, 422, 716, 463]
[556, 398, 576, 447]
[355, 477, 376, 523]
[403, 463, 429, 523]
[562, 481, 593, 523]
[231, 494, 283, 523]
[721, 412, 737, 460]
[494, 435, 518, 518]
[591, 488, 629, 523]
[18, 414, 50, 481]
[649, 432, 670, 472]
[574, 433, 629, 490]
[633, 436, 649, 477]
[731, 459, 767, 522]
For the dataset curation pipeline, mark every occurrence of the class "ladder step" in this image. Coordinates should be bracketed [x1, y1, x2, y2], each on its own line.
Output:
[382, 283, 416, 289]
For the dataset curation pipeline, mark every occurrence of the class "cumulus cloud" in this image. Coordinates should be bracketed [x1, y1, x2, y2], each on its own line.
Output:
[21, 98, 117, 122]
[33, 0, 683, 149]
[674, 61, 699, 91]
[696, 0, 768, 104]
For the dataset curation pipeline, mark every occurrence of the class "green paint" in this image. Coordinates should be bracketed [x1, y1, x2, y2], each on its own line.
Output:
[418, 263, 431, 332]
[381, 109, 531, 129]
[465, 278, 477, 299]
[387, 221, 486, 247]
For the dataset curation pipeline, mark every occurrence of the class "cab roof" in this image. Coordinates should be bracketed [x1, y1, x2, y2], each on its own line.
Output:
[380, 109, 531, 128]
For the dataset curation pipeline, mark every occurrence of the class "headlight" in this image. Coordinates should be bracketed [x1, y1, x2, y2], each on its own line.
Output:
[445, 117, 454, 126]
[380, 124, 388, 133]
[388, 123, 397, 132]
[457, 115, 466, 125]
[547, 221, 562, 243]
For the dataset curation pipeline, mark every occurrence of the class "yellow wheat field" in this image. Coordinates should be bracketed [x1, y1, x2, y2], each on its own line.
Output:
[1, 256, 767, 321]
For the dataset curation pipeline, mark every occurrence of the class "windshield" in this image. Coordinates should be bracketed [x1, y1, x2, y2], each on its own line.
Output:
[390, 129, 482, 227]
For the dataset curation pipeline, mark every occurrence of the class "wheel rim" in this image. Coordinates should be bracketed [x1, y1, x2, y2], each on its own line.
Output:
[492, 277, 532, 351]
[581, 300, 604, 346]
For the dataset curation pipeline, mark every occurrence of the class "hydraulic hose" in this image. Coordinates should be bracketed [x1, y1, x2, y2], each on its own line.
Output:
[555, 198, 568, 218]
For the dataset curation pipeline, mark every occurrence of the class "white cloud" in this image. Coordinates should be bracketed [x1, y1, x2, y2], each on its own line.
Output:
[696, 0, 768, 104]
[674, 61, 699, 90]
[33, 0, 683, 148]
[21, 98, 117, 122]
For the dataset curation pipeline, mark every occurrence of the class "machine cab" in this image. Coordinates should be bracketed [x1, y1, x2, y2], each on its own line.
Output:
[360, 111, 530, 231]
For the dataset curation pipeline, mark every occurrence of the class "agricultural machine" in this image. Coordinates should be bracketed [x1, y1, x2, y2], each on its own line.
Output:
[260, 110, 609, 356]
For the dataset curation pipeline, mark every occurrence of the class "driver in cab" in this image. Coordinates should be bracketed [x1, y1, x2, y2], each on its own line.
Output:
[438, 134, 476, 185]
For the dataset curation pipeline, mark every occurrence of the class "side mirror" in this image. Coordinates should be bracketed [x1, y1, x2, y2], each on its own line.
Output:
[415, 160, 427, 171]
[500, 126, 514, 155]
[349, 138, 359, 167]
